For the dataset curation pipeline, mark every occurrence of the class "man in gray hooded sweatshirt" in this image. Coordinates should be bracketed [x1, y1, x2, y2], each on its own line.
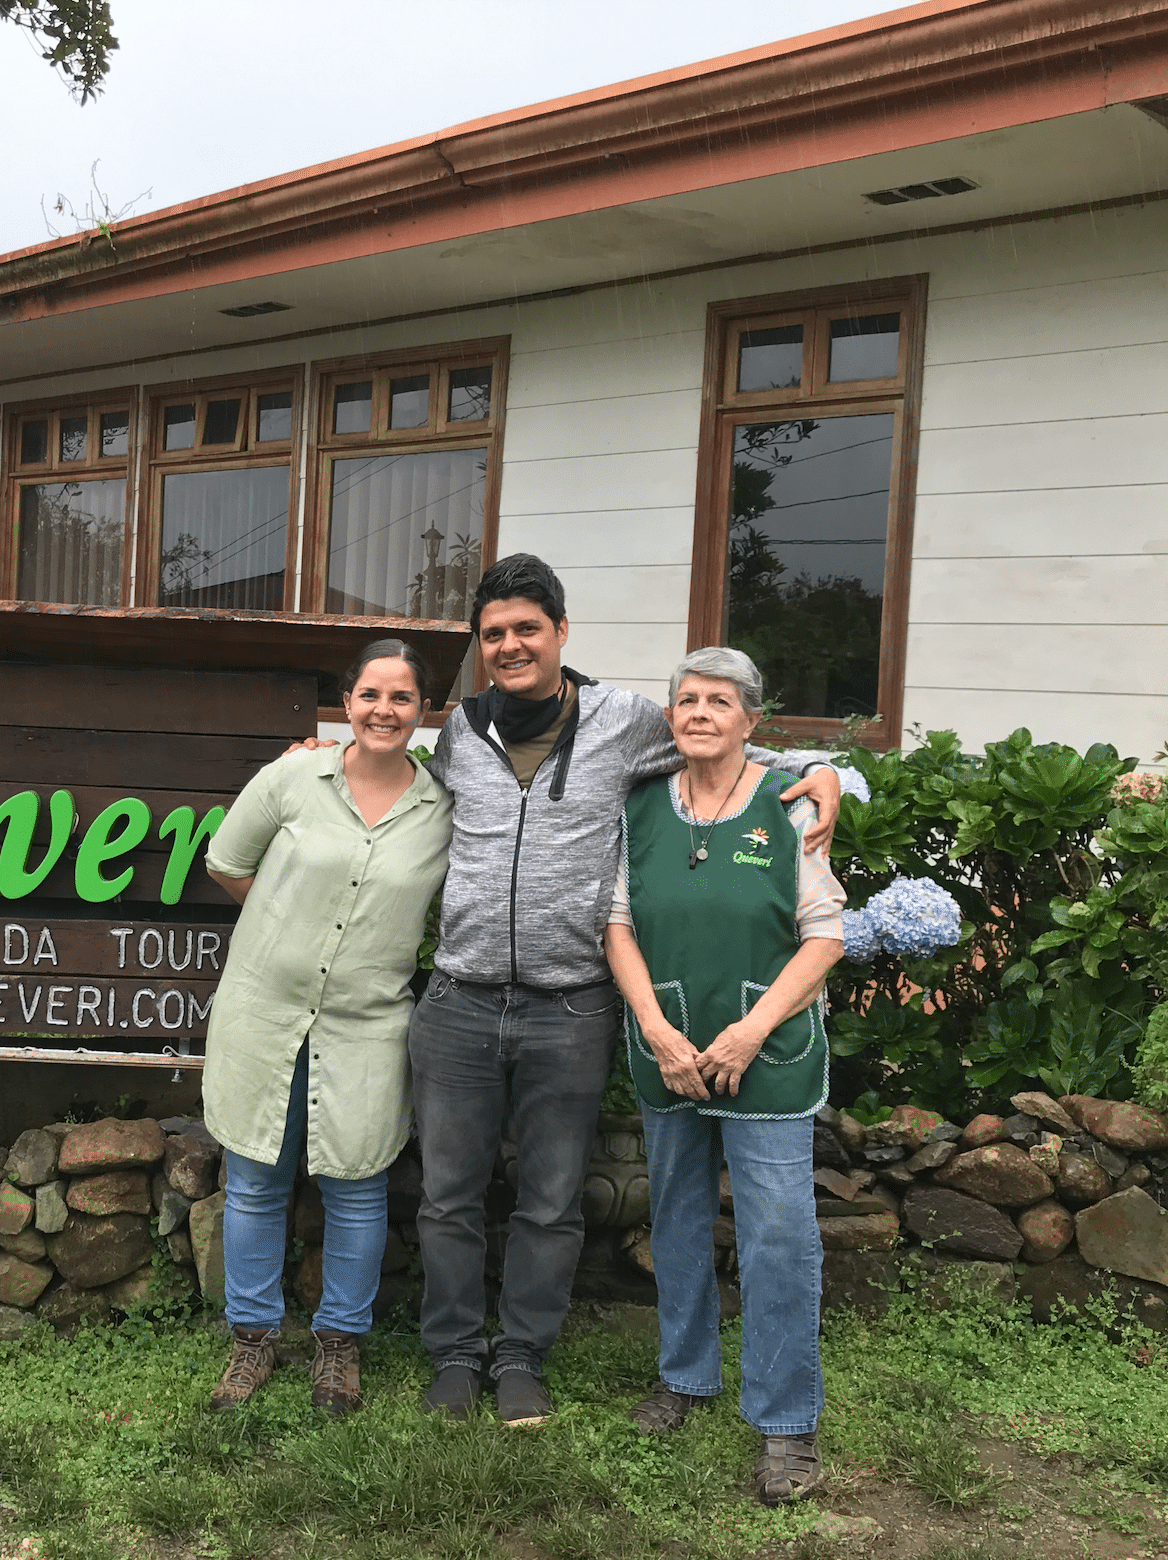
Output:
[412, 553, 845, 1427]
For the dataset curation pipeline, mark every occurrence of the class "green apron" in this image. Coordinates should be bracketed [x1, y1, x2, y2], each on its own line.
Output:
[622, 769, 829, 1120]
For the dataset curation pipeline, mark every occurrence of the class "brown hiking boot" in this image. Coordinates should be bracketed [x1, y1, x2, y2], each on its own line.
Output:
[311, 1330, 361, 1416]
[209, 1326, 279, 1412]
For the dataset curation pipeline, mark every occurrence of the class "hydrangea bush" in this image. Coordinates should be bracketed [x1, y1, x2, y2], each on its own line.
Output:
[808, 728, 1168, 1118]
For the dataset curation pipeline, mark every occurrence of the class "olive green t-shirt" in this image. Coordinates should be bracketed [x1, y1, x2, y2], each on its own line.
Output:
[500, 680, 578, 790]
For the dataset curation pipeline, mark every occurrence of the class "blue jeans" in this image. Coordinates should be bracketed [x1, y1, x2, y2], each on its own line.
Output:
[223, 1044, 388, 1335]
[640, 1106, 823, 1435]
[409, 971, 619, 1376]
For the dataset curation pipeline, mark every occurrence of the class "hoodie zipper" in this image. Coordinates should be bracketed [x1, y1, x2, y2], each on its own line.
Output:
[508, 786, 529, 984]
[505, 717, 579, 985]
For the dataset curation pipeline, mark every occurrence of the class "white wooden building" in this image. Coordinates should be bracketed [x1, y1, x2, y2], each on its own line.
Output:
[1, 0, 1166, 760]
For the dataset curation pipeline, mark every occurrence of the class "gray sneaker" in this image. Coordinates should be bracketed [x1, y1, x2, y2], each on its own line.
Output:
[422, 1364, 482, 1420]
[495, 1368, 553, 1427]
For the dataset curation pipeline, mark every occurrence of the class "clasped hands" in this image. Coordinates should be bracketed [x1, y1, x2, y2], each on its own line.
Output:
[644, 1017, 767, 1101]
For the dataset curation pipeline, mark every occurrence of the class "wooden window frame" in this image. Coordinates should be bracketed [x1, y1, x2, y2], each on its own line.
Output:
[136, 367, 305, 612]
[303, 336, 510, 723]
[1, 388, 138, 605]
[689, 275, 927, 751]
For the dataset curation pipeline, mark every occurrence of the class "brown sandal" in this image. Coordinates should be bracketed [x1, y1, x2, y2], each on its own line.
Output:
[629, 1381, 705, 1435]
[755, 1432, 823, 1505]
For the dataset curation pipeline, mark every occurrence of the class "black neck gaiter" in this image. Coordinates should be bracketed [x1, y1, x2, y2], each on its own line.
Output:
[487, 670, 574, 745]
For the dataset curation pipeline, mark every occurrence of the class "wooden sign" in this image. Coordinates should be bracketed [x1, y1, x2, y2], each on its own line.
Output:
[0, 603, 471, 1069]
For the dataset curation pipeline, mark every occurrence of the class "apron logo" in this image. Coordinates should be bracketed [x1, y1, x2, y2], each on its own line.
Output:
[734, 828, 772, 868]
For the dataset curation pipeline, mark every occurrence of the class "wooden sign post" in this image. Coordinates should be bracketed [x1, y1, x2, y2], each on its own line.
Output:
[0, 602, 469, 1077]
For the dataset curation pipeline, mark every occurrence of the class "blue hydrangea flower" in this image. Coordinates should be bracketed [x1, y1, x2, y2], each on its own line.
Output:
[843, 877, 962, 961]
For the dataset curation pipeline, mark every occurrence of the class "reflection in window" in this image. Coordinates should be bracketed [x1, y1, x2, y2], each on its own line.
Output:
[163, 404, 196, 450]
[327, 447, 486, 699]
[159, 465, 288, 610]
[100, 411, 129, 458]
[725, 414, 894, 719]
[59, 415, 88, 462]
[390, 374, 430, 429]
[333, 382, 372, 435]
[17, 480, 125, 606]
[828, 313, 900, 382]
[203, 398, 241, 446]
[448, 367, 491, 422]
[256, 391, 293, 442]
[20, 420, 48, 464]
[738, 327, 803, 393]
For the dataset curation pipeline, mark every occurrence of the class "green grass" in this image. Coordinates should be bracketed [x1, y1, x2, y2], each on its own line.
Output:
[2, 1282, 1168, 1560]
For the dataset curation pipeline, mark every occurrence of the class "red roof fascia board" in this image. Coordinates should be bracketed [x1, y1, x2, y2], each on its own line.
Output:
[2, 0, 1166, 323]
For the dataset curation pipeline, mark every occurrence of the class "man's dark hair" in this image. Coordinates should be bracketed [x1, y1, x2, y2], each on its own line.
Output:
[470, 553, 566, 637]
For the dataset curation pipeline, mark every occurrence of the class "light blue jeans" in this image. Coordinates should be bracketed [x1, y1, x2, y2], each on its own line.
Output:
[640, 1105, 823, 1435]
[223, 1044, 388, 1335]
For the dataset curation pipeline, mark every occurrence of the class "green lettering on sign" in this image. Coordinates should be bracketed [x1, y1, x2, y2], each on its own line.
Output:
[0, 790, 75, 899]
[158, 805, 226, 905]
[74, 798, 152, 902]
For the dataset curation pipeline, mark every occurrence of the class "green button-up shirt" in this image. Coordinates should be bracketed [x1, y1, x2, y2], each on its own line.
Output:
[202, 744, 452, 1178]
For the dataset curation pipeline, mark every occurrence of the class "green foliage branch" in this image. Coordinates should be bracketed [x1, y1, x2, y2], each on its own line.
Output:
[814, 726, 1166, 1116]
[0, 0, 117, 102]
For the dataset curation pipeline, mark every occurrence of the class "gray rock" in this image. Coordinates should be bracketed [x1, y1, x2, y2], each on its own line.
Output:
[36, 1280, 113, 1334]
[189, 1190, 227, 1305]
[815, 1104, 843, 1131]
[817, 1212, 899, 1250]
[0, 1304, 36, 1341]
[1056, 1151, 1113, 1206]
[1075, 1187, 1168, 1286]
[1017, 1250, 1168, 1330]
[1093, 1141, 1129, 1178]
[0, 1227, 47, 1263]
[57, 1117, 165, 1175]
[158, 1117, 220, 1149]
[157, 1185, 194, 1238]
[814, 1194, 895, 1218]
[820, 1249, 899, 1315]
[1117, 1163, 1152, 1192]
[906, 1251, 1017, 1310]
[905, 1140, 957, 1173]
[901, 1183, 1023, 1260]
[1016, 1198, 1075, 1263]
[834, 1112, 867, 1154]
[35, 1180, 69, 1234]
[0, 1253, 54, 1308]
[813, 1166, 859, 1200]
[1060, 1096, 1168, 1152]
[876, 1163, 916, 1189]
[45, 1213, 153, 1288]
[934, 1142, 1054, 1207]
[813, 1119, 851, 1171]
[3, 1128, 60, 1188]
[920, 1121, 963, 1144]
[1009, 1092, 1077, 1134]
[163, 1133, 219, 1201]
[811, 1511, 884, 1544]
[167, 1229, 195, 1265]
[103, 1264, 157, 1311]
[863, 1145, 905, 1164]
[381, 1227, 410, 1274]
[1002, 1113, 1039, 1142]
[0, 1183, 34, 1237]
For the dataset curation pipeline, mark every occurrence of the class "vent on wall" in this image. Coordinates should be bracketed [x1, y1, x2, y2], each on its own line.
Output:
[864, 176, 978, 206]
[219, 301, 292, 318]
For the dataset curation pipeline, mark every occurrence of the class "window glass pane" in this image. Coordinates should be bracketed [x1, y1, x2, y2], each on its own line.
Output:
[737, 326, 803, 393]
[20, 419, 49, 464]
[333, 381, 372, 435]
[203, 398, 241, 446]
[100, 411, 129, 458]
[59, 414, 88, 463]
[160, 465, 288, 610]
[390, 374, 430, 430]
[828, 313, 900, 382]
[17, 480, 125, 606]
[327, 447, 486, 700]
[447, 367, 491, 422]
[256, 391, 293, 442]
[163, 404, 196, 450]
[725, 414, 894, 719]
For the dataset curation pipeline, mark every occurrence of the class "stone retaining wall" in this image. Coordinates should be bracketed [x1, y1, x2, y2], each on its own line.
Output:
[5, 1093, 1168, 1339]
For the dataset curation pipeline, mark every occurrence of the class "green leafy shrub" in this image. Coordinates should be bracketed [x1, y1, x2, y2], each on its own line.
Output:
[818, 727, 1166, 1116]
[1132, 1004, 1168, 1113]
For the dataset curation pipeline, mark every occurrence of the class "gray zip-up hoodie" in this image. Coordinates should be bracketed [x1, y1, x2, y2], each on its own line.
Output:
[427, 675, 832, 990]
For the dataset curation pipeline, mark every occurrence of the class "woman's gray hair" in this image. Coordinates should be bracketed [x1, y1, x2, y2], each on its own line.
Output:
[667, 646, 765, 714]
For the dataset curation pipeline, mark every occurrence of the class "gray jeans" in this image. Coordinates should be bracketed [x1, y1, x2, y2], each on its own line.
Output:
[408, 971, 619, 1376]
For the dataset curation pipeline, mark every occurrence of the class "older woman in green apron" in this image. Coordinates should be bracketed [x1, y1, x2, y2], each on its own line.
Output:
[605, 646, 844, 1506]
[203, 638, 452, 1417]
